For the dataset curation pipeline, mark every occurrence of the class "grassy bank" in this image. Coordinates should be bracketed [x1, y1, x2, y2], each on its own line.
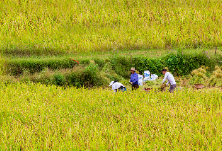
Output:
[1, 0, 222, 55]
[0, 82, 221, 150]
[5, 49, 222, 75]
[2, 49, 221, 88]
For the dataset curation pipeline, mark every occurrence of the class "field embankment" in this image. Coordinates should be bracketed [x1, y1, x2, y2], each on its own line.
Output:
[2, 49, 222, 87]
[0, 0, 222, 55]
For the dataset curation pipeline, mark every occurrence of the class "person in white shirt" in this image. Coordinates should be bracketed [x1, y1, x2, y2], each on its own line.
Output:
[162, 69, 176, 93]
[109, 81, 126, 92]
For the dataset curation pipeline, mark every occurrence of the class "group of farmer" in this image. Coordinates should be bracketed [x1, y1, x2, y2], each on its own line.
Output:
[109, 67, 176, 93]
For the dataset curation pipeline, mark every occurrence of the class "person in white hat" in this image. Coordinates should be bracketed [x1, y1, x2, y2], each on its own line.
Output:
[109, 81, 126, 92]
[130, 67, 139, 90]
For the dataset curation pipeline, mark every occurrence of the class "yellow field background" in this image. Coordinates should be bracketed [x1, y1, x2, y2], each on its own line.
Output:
[0, 83, 221, 150]
[1, 1, 222, 150]
[0, 0, 221, 55]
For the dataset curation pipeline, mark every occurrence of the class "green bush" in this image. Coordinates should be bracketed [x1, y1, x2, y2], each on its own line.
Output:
[83, 62, 103, 86]
[23, 64, 106, 88]
[110, 57, 132, 78]
[133, 57, 165, 76]
[94, 58, 105, 68]
[165, 52, 216, 75]
[79, 59, 90, 65]
[65, 72, 85, 88]
[52, 73, 65, 86]
[101, 62, 124, 82]
[109, 52, 216, 78]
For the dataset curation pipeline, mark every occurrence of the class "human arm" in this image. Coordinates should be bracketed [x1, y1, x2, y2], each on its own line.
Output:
[162, 73, 167, 84]
[130, 75, 133, 83]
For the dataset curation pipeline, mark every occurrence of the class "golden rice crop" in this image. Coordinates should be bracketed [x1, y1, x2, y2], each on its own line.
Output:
[0, 0, 222, 55]
[191, 70, 198, 76]
[197, 68, 206, 74]
[215, 73, 222, 78]
[197, 72, 204, 77]
[0, 82, 221, 150]
[191, 67, 207, 77]
[215, 66, 220, 70]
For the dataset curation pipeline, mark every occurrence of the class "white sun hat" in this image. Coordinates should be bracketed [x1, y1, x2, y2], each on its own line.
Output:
[130, 67, 136, 71]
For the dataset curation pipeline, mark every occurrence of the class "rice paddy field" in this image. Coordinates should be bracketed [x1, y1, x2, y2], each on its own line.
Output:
[0, 82, 221, 150]
[1, 0, 222, 150]
[0, 0, 222, 55]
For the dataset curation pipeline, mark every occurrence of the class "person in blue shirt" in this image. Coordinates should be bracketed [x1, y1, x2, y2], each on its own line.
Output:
[130, 67, 139, 90]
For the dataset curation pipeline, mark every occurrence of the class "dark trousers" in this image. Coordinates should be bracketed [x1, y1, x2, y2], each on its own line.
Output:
[169, 84, 176, 93]
[117, 87, 127, 92]
[132, 84, 139, 91]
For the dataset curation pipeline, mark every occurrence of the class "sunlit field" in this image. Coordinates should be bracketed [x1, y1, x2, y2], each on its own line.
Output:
[0, 83, 221, 150]
[1, 0, 222, 150]
[0, 0, 222, 55]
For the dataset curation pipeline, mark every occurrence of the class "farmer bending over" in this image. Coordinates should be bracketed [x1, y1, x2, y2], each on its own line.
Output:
[162, 69, 176, 93]
[130, 67, 139, 90]
[109, 81, 126, 92]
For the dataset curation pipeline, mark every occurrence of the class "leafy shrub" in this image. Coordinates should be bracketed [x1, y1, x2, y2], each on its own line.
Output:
[82, 62, 106, 87]
[84, 62, 99, 77]
[65, 72, 85, 88]
[79, 59, 90, 65]
[110, 56, 132, 78]
[52, 73, 65, 86]
[133, 57, 165, 76]
[94, 58, 105, 68]
[165, 53, 215, 76]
